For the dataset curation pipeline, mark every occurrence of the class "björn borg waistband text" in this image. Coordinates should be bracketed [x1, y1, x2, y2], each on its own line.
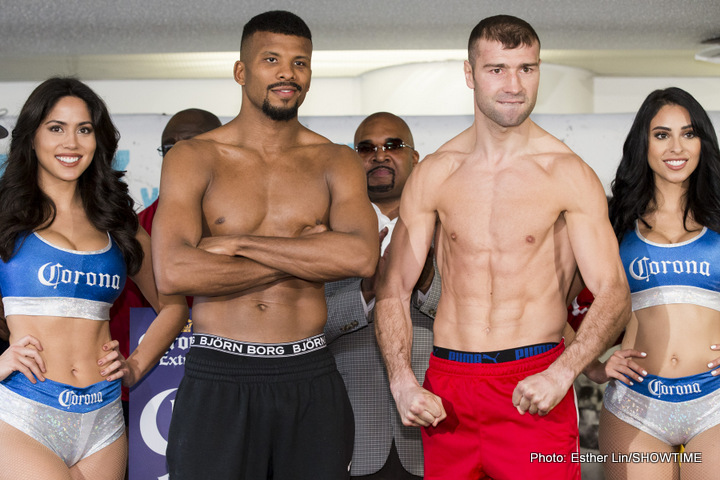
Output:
[191, 333, 327, 358]
[433, 342, 559, 364]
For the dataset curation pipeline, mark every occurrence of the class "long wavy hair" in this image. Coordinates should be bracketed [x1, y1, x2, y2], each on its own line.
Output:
[0, 77, 143, 275]
[609, 87, 720, 243]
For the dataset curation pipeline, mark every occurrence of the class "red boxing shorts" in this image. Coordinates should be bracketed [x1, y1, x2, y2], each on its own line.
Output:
[422, 340, 580, 479]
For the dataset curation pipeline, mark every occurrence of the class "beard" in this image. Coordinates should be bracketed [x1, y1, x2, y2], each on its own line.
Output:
[367, 182, 394, 194]
[367, 167, 396, 195]
[261, 98, 300, 122]
[261, 82, 302, 121]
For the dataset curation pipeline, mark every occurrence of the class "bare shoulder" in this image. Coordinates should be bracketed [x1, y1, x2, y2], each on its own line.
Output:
[415, 126, 476, 180]
[162, 133, 223, 177]
[435, 126, 474, 157]
[530, 129, 606, 210]
[298, 126, 333, 146]
[293, 129, 364, 176]
[285, 126, 348, 157]
[397, 148, 462, 217]
[322, 144, 366, 190]
[414, 150, 457, 183]
[410, 140, 467, 192]
[529, 127, 598, 185]
[314, 140, 357, 163]
[552, 150, 602, 197]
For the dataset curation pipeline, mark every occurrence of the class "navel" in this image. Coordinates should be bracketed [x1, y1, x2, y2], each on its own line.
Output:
[256, 303, 268, 312]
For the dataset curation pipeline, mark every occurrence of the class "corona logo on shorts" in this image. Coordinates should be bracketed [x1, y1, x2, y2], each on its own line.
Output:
[647, 379, 701, 398]
[139, 388, 177, 456]
[58, 389, 103, 408]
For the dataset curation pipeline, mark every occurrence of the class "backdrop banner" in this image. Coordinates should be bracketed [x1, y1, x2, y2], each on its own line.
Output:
[129, 308, 192, 480]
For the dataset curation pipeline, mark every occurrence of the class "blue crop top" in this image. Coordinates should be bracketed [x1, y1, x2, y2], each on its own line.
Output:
[0, 232, 127, 321]
[620, 223, 720, 312]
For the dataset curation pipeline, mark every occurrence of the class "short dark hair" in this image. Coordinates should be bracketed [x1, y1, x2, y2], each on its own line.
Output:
[468, 15, 540, 62]
[241, 10, 311, 54]
[609, 87, 720, 241]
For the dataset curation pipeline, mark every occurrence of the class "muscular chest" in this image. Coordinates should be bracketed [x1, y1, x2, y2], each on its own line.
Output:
[202, 154, 330, 236]
[437, 162, 562, 254]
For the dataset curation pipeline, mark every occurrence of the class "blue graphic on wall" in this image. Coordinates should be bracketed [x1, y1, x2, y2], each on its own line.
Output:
[141, 187, 159, 207]
[113, 150, 130, 171]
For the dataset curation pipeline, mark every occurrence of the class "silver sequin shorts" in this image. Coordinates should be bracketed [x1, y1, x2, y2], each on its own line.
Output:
[0, 372, 124, 466]
[603, 370, 720, 445]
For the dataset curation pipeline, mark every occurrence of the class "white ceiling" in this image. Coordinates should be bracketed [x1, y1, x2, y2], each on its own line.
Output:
[1, 0, 719, 80]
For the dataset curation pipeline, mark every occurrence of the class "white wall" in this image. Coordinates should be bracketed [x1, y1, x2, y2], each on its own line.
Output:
[594, 77, 720, 113]
[1, 62, 719, 118]
[1, 64, 719, 209]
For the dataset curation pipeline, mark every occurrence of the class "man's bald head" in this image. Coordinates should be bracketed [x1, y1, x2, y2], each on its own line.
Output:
[161, 108, 222, 149]
[354, 112, 415, 148]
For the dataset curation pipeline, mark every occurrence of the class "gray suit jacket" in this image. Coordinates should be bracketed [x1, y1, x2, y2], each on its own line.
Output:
[324, 272, 440, 477]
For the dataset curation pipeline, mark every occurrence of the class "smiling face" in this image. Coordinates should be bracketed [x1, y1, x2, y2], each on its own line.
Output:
[235, 31, 312, 121]
[647, 104, 701, 190]
[33, 96, 96, 189]
[464, 38, 540, 128]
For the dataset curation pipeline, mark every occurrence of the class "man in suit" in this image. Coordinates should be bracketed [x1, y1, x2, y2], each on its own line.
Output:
[325, 112, 440, 480]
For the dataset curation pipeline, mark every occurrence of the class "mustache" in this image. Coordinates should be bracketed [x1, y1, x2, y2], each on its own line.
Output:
[367, 166, 395, 176]
[267, 81, 303, 92]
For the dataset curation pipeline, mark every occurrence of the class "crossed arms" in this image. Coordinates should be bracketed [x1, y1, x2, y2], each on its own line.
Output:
[152, 142, 379, 297]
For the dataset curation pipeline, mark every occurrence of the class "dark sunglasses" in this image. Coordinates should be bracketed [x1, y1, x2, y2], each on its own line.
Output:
[355, 140, 413, 156]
